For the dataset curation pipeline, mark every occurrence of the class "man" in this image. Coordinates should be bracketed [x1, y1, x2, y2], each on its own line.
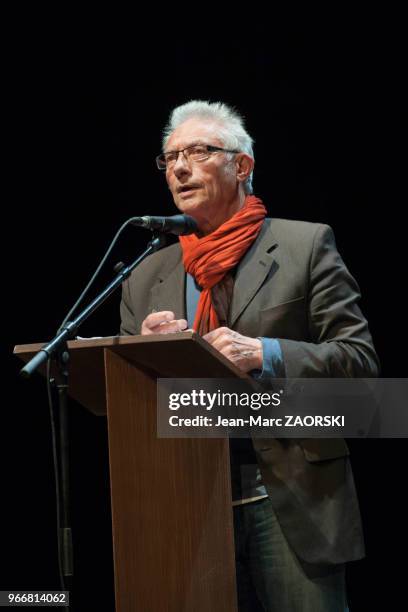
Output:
[120, 101, 379, 611]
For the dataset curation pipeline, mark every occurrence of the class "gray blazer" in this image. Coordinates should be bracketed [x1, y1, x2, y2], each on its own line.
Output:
[120, 218, 380, 565]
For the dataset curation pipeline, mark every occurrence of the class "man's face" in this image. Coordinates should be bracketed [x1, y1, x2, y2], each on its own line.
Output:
[164, 118, 242, 233]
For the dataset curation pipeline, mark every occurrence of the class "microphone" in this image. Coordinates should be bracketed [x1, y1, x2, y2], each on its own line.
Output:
[130, 214, 198, 235]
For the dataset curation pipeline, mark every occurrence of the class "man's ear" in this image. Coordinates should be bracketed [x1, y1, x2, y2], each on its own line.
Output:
[235, 153, 254, 184]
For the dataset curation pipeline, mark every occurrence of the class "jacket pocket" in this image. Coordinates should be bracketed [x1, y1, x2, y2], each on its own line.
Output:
[298, 438, 350, 462]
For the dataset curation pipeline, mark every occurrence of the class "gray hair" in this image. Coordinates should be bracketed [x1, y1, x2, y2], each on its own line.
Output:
[162, 100, 255, 195]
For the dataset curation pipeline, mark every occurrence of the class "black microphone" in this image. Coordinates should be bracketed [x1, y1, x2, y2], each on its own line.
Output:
[130, 214, 198, 235]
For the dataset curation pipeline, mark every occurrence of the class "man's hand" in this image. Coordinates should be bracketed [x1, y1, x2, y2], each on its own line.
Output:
[203, 327, 263, 373]
[141, 311, 188, 335]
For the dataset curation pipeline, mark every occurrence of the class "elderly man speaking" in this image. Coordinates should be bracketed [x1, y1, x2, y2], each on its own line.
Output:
[120, 101, 379, 612]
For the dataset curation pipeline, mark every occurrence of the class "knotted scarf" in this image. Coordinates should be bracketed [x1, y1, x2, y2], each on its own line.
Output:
[179, 195, 267, 335]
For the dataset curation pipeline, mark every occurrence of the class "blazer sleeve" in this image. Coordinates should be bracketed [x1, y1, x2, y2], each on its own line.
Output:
[276, 224, 380, 378]
[120, 277, 139, 336]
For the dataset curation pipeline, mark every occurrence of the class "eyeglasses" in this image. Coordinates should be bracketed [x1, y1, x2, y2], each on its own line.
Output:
[156, 143, 239, 171]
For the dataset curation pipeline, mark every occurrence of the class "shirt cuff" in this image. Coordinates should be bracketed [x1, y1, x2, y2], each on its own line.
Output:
[251, 338, 286, 380]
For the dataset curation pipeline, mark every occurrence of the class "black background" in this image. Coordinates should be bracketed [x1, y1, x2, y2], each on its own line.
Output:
[3, 17, 406, 611]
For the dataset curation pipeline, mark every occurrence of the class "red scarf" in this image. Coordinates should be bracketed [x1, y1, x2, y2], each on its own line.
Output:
[179, 195, 267, 335]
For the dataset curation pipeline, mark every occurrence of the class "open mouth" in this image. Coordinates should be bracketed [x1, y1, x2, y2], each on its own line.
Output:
[177, 184, 200, 194]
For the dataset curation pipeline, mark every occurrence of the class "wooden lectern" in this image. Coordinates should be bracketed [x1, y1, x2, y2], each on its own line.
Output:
[14, 332, 241, 611]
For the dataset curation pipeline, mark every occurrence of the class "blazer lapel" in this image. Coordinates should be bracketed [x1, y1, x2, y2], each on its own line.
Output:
[150, 248, 186, 319]
[148, 221, 278, 327]
[230, 219, 278, 327]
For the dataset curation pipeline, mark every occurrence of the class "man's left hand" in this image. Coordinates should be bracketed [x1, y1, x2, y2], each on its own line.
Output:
[202, 327, 263, 373]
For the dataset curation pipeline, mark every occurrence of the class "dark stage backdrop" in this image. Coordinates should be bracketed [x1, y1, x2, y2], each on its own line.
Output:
[4, 22, 405, 611]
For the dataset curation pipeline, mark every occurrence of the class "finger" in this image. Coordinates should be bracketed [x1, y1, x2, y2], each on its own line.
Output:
[203, 327, 231, 344]
[211, 335, 235, 353]
[209, 331, 240, 352]
[150, 319, 188, 334]
[143, 311, 176, 329]
[163, 318, 188, 332]
[148, 310, 176, 325]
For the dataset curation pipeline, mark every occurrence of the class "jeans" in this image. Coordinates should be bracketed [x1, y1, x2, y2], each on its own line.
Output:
[233, 497, 349, 612]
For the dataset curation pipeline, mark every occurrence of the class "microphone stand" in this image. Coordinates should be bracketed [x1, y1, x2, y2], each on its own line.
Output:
[21, 233, 166, 378]
[20, 232, 166, 601]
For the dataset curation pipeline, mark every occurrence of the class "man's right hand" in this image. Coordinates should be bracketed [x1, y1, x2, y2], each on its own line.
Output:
[141, 311, 188, 335]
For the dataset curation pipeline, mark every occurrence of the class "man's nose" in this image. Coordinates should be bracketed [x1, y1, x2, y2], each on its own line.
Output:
[173, 152, 191, 178]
